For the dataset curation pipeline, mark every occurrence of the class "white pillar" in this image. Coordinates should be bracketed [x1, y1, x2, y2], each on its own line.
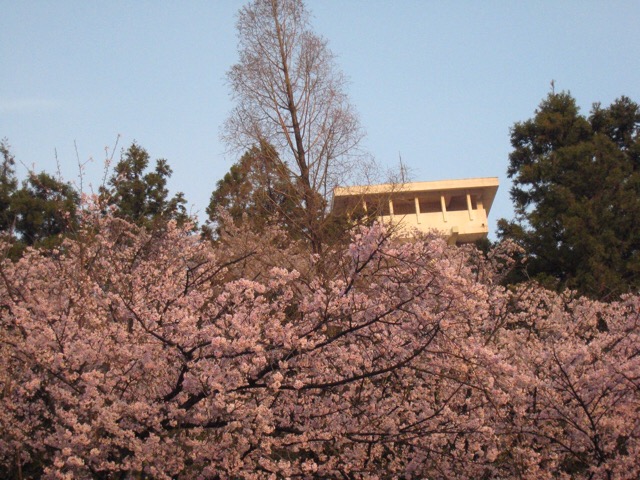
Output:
[466, 192, 474, 220]
[477, 196, 487, 224]
[414, 197, 421, 224]
[440, 194, 448, 222]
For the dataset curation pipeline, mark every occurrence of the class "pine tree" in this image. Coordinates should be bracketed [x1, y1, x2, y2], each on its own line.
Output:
[102, 142, 188, 227]
[206, 142, 301, 237]
[0, 139, 18, 234]
[11, 172, 79, 249]
[499, 92, 640, 298]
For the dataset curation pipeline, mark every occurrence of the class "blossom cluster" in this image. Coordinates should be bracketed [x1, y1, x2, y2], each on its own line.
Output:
[0, 213, 638, 478]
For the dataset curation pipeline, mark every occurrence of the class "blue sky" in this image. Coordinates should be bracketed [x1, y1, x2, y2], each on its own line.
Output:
[2, 1, 640, 238]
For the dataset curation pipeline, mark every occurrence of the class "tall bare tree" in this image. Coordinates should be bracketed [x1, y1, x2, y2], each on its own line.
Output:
[224, 0, 363, 253]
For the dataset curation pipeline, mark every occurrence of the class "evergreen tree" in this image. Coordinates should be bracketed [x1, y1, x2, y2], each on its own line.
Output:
[102, 142, 188, 227]
[0, 139, 18, 234]
[499, 92, 640, 298]
[11, 172, 79, 249]
[206, 142, 302, 237]
[1, 140, 79, 256]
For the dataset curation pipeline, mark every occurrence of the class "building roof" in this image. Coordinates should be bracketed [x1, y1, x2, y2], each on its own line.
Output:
[332, 177, 500, 215]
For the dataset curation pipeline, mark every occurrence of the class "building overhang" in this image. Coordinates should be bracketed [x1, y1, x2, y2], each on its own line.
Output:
[332, 177, 500, 216]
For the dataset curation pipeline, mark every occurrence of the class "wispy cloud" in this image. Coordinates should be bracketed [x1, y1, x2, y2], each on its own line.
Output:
[0, 97, 63, 113]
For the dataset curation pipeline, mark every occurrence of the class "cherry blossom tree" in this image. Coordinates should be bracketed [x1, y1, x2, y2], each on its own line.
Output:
[494, 287, 640, 478]
[1, 205, 639, 478]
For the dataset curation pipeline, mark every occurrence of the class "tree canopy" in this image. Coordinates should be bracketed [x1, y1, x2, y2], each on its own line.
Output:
[224, 0, 363, 252]
[206, 142, 301, 237]
[498, 92, 640, 299]
[2, 206, 639, 478]
[0, 140, 18, 234]
[0, 140, 78, 255]
[101, 142, 188, 227]
[0, 141, 190, 259]
[10, 171, 79, 249]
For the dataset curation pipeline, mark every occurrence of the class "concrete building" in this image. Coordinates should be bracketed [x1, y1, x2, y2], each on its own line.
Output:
[332, 177, 499, 244]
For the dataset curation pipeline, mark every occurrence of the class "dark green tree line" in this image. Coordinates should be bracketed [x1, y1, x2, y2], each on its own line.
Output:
[499, 92, 640, 299]
[1, 139, 78, 256]
[1, 140, 189, 258]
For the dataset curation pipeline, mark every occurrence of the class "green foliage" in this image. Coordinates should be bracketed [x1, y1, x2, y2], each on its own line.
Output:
[0, 139, 18, 233]
[11, 172, 79, 254]
[0, 140, 79, 257]
[102, 142, 188, 228]
[206, 142, 302, 238]
[499, 91, 640, 298]
[1, 140, 189, 259]
[207, 142, 371, 249]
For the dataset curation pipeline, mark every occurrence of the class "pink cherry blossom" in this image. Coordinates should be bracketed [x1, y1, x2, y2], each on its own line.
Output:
[0, 208, 638, 478]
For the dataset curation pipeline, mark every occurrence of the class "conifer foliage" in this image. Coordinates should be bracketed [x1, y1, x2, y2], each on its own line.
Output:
[206, 142, 300, 237]
[101, 142, 188, 227]
[0, 139, 78, 256]
[499, 92, 640, 299]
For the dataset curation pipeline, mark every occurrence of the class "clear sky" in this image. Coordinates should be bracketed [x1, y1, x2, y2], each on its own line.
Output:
[2, 1, 640, 238]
